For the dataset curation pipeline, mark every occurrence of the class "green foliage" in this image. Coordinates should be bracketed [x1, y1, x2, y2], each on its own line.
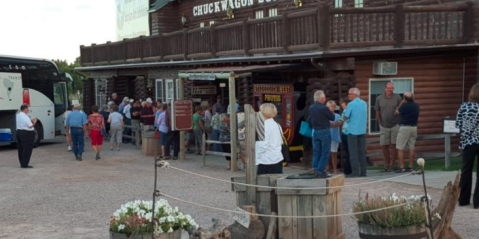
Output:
[52, 57, 89, 103]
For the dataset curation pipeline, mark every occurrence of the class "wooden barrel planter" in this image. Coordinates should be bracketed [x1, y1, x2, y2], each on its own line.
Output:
[109, 229, 181, 239]
[358, 224, 427, 239]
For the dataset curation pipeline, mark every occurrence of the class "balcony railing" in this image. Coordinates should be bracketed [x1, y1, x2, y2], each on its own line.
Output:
[80, 3, 474, 66]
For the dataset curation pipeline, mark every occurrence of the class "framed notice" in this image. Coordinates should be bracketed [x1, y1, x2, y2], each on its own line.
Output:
[443, 118, 459, 133]
[172, 100, 193, 131]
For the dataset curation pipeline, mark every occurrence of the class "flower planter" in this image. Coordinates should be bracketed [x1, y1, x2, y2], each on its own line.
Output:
[358, 223, 427, 239]
[109, 229, 181, 239]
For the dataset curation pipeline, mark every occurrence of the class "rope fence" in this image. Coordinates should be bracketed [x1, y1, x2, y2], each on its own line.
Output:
[161, 192, 408, 219]
[157, 161, 416, 190]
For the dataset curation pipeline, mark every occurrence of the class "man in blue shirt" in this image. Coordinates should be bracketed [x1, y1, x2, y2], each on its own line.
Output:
[343, 88, 368, 177]
[395, 92, 420, 172]
[66, 104, 88, 161]
[309, 90, 335, 178]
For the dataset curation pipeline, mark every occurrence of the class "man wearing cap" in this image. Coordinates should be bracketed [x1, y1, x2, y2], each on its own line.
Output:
[123, 99, 133, 143]
[66, 104, 88, 161]
[16, 104, 37, 168]
[213, 96, 224, 114]
[141, 98, 155, 131]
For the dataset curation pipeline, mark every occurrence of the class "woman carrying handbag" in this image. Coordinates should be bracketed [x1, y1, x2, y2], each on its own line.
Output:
[87, 105, 106, 160]
[255, 103, 284, 175]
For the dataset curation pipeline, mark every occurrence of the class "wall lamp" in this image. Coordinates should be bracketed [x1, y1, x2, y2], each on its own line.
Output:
[226, 6, 234, 19]
[293, 0, 303, 8]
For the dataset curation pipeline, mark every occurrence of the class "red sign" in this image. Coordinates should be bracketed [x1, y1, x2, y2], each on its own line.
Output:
[173, 100, 193, 131]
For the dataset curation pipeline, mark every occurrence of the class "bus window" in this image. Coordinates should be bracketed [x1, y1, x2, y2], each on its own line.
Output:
[54, 82, 67, 117]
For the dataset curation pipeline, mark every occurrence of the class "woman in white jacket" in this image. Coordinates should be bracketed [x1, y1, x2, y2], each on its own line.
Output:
[256, 103, 283, 175]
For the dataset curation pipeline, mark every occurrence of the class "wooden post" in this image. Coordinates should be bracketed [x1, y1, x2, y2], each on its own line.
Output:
[394, 4, 405, 48]
[210, 24, 217, 58]
[319, 5, 331, 51]
[282, 13, 291, 54]
[106, 41, 111, 64]
[123, 39, 128, 63]
[202, 133, 206, 167]
[444, 133, 451, 169]
[244, 104, 257, 205]
[159, 34, 164, 61]
[243, 19, 251, 56]
[179, 77, 186, 160]
[91, 43, 96, 65]
[229, 73, 238, 171]
[139, 35, 144, 61]
[183, 29, 188, 60]
[463, 2, 474, 43]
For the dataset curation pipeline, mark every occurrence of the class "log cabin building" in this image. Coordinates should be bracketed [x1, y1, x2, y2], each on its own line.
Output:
[77, 0, 479, 164]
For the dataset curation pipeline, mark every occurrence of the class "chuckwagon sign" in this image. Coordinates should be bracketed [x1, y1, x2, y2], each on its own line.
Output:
[193, 0, 278, 17]
[253, 84, 293, 94]
[172, 100, 193, 131]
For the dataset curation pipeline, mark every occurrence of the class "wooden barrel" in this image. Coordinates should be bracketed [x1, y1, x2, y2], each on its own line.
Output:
[142, 131, 159, 156]
[358, 223, 427, 239]
[109, 229, 181, 239]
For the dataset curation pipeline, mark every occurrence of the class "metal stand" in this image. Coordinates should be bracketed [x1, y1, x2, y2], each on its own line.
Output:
[419, 165, 434, 239]
[151, 156, 162, 239]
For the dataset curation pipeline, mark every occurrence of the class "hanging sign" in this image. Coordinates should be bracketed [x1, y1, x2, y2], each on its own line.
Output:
[253, 84, 293, 94]
[192, 85, 217, 95]
[189, 74, 216, 81]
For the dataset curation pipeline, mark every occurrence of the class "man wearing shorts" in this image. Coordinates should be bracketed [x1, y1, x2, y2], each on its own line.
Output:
[374, 82, 402, 171]
[395, 92, 420, 172]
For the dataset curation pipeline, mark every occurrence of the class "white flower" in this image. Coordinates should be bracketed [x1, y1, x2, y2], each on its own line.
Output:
[156, 227, 164, 234]
[145, 212, 152, 221]
[435, 213, 441, 220]
[167, 216, 175, 222]
[167, 227, 173, 233]
[118, 224, 125, 231]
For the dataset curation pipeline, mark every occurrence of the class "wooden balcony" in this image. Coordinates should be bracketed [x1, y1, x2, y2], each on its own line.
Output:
[80, 3, 475, 66]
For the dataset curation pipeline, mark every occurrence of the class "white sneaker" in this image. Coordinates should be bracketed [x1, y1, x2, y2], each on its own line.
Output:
[68, 146, 72, 151]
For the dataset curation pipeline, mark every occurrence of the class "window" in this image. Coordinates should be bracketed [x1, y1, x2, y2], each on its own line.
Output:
[165, 79, 174, 104]
[209, 21, 215, 26]
[334, 0, 342, 8]
[268, 8, 277, 17]
[354, 0, 363, 8]
[200, 22, 205, 28]
[95, 79, 107, 108]
[369, 78, 414, 134]
[155, 79, 163, 101]
[176, 79, 181, 99]
[255, 10, 264, 19]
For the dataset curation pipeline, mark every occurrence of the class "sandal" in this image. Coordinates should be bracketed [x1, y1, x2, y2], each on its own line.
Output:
[395, 168, 406, 173]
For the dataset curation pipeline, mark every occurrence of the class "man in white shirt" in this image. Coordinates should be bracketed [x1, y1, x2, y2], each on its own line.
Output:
[16, 104, 37, 168]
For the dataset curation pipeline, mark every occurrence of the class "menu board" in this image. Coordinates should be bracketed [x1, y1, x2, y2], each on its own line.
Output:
[172, 100, 193, 131]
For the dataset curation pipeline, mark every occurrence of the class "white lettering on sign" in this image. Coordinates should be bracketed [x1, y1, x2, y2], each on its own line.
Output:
[233, 207, 251, 228]
[191, 85, 217, 95]
[193, 0, 268, 16]
[443, 119, 460, 133]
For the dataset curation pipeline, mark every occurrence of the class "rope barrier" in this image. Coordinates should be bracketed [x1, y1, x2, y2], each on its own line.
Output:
[158, 161, 415, 190]
[161, 192, 408, 219]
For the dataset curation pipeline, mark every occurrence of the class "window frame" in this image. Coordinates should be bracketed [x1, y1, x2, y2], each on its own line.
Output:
[165, 79, 175, 104]
[334, 0, 343, 8]
[268, 8, 278, 17]
[155, 79, 164, 102]
[255, 10, 264, 19]
[354, 0, 364, 8]
[368, 77, 415, 135]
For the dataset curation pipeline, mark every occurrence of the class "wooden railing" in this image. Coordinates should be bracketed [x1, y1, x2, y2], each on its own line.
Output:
[80, 3, 474, 66]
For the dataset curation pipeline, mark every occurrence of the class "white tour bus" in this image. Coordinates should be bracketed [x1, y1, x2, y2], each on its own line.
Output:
[0, 55, 71, 147]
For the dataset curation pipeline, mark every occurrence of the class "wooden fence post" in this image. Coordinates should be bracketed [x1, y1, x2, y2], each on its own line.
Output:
[210, 24, 217, 58]
[183, 29, 188, 60]
[106, 41, 111, 64]
[159, 34, 164, 61]
[463, 2, 474, 43]
[394, 4, 405, 48]
[243, 19, 251, 56]
[444, 134, 451, 169]
[91, 43, 96, 65]
[319, 5, 331, 51]
[244, 104, 257, 205]
[282, 13, 291, 54]
[202, 133, 206, 167]
[123, 39, 128, 63]
[139, 36, 144, 61]
[229, 73, 238, 171]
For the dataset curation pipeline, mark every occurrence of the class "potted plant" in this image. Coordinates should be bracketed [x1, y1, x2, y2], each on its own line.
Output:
[109, 199, 198, 239]
[353, 193, 441, 239]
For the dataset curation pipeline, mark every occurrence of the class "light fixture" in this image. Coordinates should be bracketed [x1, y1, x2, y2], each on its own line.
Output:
[181, 14, 187, 26]
[293, 0, 303, 8]
[226, 6, 234, 19]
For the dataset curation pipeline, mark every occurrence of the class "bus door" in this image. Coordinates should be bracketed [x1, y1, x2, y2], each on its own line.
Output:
[253, 84, 295, 144]
[54, 82, 68, 135]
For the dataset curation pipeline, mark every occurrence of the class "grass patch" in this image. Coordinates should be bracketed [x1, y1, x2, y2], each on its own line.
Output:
[369, 157, 476, 172]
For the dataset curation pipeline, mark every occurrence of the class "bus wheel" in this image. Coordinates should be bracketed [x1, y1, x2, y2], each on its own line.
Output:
[33, 124, 43, 148]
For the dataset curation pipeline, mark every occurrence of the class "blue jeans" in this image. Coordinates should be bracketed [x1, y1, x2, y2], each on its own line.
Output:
[71, 128, 85, 157]
[211, 129, 222, 152]
[347, 134, 367, 176]
[312, 128, 331, 173]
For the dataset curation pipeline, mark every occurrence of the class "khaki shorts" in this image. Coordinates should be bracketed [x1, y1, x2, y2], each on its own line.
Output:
[379, 125, 399, 145]
[396, 126, 417, 150]
[238, 141, 246, 154]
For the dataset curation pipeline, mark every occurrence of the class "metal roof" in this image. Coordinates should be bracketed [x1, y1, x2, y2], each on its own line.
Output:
[148, 0, 176, 13]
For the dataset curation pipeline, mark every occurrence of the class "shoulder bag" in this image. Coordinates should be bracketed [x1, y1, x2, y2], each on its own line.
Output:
[276, 123, 290, 162]
[299, 116, 312, 138]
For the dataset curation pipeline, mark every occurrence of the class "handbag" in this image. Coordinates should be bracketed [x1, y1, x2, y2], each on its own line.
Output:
[100, 128, 106, 136]
[299, 116, 312, 138]
[154, 130, 160, 139]
[277, 124, 290, 162]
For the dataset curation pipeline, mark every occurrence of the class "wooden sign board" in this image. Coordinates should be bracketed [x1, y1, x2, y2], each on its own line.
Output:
[443, 119, 459, 133]
[192, 85, 217, 95]
[233, 207, 250, 228]
[172, 100, 193, 131]
[253, 84, 293, 94]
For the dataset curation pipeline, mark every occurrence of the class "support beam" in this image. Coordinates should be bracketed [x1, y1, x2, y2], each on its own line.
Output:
[229, 73, 238, 171]
[244, 104, 257, 205]
[179, 77, 186, 160]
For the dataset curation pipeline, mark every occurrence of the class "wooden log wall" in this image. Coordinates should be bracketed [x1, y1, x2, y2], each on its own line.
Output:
[354, 54, 478, 162]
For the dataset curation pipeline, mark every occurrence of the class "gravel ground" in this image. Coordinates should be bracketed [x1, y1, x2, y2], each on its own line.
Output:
[0, 138, 478, 239]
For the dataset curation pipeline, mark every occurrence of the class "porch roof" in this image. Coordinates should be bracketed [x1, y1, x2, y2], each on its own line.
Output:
[178, 64, 303, 79]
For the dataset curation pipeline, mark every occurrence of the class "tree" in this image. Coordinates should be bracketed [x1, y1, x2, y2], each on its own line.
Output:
[53, 58, 88, 103]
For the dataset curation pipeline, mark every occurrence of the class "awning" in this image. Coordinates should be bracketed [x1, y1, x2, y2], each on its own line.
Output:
[178, 64, 304, 80]
[148, 0, 176, 13]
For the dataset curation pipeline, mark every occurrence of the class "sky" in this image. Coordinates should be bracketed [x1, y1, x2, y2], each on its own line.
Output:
[0, 0, 116, 64]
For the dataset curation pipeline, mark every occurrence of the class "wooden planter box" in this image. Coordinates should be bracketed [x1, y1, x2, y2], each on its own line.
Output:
[358, 224, 427, 239]
[276, 175, 345, 239]
[109, 229, 181, 239]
